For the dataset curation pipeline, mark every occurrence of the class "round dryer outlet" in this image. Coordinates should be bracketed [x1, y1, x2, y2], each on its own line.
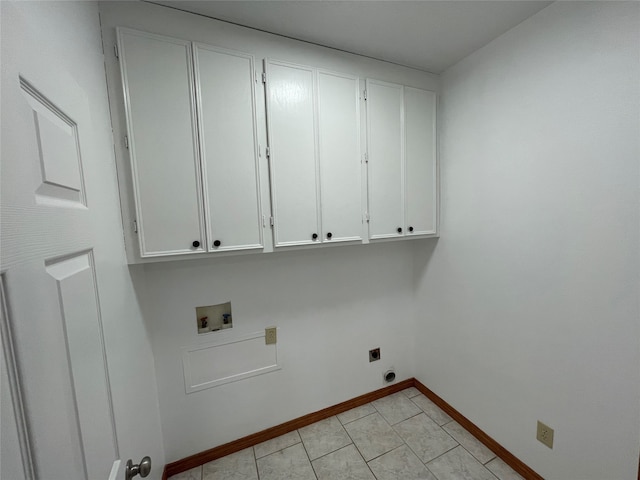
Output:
[383, 369, 396, 383]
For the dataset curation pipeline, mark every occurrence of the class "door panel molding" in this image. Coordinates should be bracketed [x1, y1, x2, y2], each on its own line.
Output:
[0, 274, 36, 480]
[20, 77, 87, 209]
[44, 249, 119, 480]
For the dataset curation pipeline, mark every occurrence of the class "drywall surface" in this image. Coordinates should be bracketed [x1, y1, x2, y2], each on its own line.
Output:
[414, 2, 640, 479]
[141, 242, 418, 462]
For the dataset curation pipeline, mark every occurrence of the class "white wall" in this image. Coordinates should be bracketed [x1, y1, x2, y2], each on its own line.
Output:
[98, 1, 439, 462]
[140, 242, 419, 461]
[414, 2, 640, 479]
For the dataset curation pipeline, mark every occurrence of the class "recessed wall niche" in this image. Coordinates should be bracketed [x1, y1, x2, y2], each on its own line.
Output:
[196, 302, 232, 334]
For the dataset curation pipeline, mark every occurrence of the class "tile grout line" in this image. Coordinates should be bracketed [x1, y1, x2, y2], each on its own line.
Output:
[441, 422, 498, 466]
[421, 443, 460, 468]
[392, 408, 461, 467]
[361, 397, 466, 480]
[356, 398, 442, 474]
[301, 416, 354, 462]
[350, 437, 379, 479]
[423, 460, 440, 480]
[337, 411, 362, 460]
[364, 442, 406, 464]
[405, 433, 457, 470]
[353, 399, 440, 469]
[296, 427, 319, 479]
[252, 445, 260, 480]
[485, 457, 518, 480]
[451, 442, 499, 477]
[423, 444, 500, 480]
[408, 394, 453, 427]
[389, 410, 423, 426]
[187, 388, 510, 480]
[337, 408, 377, 426]
[253, 431, 302, 460]
[336, 406, 379, 479]
[305, 438, 354, 464]
[386, 408, 459, 468]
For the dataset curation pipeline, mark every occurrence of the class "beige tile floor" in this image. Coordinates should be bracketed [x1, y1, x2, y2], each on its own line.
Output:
[169, 387, 524, 480]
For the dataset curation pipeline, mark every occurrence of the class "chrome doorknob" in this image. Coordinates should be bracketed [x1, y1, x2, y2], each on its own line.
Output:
[125, 456, 151, 480]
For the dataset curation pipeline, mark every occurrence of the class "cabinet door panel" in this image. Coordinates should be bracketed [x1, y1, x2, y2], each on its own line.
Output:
[405, 87, 437, 235]
[318, 71, 362, 243]
[118, 29, 205, 256]
[366, 80, 404, 239]
[266, 61, 320, 247]
[194, 45, 263, 252]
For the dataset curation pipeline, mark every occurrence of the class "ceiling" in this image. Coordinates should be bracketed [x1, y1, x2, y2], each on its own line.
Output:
[149, 1, 552, 74]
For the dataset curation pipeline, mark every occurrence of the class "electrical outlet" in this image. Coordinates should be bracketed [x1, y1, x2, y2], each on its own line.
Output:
[265, 327, 277, 345]
[536, 420, 554, 449]
[369, 348, 380, 362]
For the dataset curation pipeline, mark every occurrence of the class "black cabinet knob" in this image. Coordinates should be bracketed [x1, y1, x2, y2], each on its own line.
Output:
[409, 226, 414, 232]
[213, 240, 221, 247]
[326, 232, 333, 239]
[192, 240, 200, 248]
[397, 227, 403, 234]
[312, 233, 318, 240]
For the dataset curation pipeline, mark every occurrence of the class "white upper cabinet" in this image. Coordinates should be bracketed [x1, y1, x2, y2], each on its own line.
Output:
[317, 71, 362, 243]
[265, 60, 320, 247]
[365, 79, 437, 240]
[117, 28, 206, 257]
[404, 87, 437, 236]
[366, 79, 404, 239]
[193, 44, 263, 252]
[265, 60, 362, 247]
[115, 26, 435, 261]
[117, 29, 265, 259]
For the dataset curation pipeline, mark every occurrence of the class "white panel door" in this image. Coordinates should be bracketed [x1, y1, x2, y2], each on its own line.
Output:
[405, 87, 437, 235]
[318, 70, 362, 243]
[366, 79, 404, 239]
[1, 3, 133, 479]
[118, 28, 206, 257]
[194, 44, 263, 252]
[265, 60, 321, 247]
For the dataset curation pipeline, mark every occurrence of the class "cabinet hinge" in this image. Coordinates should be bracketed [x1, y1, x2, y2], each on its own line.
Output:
[262, 72, 267, 84]
[364, 152, 369, 163]
[114, 44, 119, 59]
[133, 219, 138, 233]
[265, 146, 271, 158]
[363, 89, 367, 101]
[124, 135, 129, 149]
[364, 212, 370, 223]
[270, 216, 274, 227]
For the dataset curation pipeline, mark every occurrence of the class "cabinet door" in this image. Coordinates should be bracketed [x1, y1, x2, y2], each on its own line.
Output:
[405, 87, 437, 235]
[194, 45, 263, 252]
[118, 29, 205, 257]
[318, 71, 362, 243]
[366, 79, 404, 239]
[265, 60, 320, 247]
